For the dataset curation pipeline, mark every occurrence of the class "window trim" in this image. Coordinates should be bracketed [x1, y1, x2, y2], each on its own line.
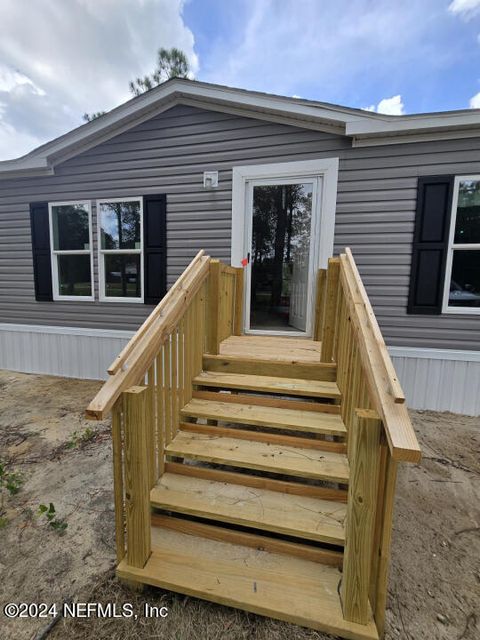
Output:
[97, 197, 144, 303]
[442, 175, 480, 315]
[48, 200, 94, 302]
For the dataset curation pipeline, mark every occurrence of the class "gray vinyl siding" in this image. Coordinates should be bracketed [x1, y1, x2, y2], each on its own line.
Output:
[0, 104, 479, 350]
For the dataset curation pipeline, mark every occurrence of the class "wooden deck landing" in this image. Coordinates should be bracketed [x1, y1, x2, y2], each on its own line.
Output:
[219, 335, 322, 363]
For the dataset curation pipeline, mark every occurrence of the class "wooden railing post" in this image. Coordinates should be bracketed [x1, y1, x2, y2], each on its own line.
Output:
[207, 259, 221, 354]
[320, 257, 340, 362]
[341, 409, 382, 625]
[123, 386, 151, 569]
[314, 267, 327, 342]
[371, 451, 398, 637]
[234, 267, 244, 336]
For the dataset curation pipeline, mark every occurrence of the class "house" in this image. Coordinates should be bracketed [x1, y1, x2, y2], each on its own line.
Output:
[0, 78, 479, 415]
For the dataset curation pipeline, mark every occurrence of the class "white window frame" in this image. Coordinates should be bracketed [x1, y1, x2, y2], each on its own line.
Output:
[442, 175, 480, 315]
[48, 200, 94, 302]
[97, 197, 144, 303]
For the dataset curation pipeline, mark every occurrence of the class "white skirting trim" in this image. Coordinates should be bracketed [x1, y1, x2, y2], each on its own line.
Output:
[0, 323, 134, 381]
[0, 324, 479, 415]
[389, 346, 480, 416]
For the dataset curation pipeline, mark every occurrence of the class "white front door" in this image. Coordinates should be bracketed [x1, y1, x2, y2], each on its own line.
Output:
[243, 176, 322, 336]
[231, 158, 339, 337]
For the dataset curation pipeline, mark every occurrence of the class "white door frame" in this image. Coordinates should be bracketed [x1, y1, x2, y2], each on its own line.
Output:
[231, 158, 339, 336]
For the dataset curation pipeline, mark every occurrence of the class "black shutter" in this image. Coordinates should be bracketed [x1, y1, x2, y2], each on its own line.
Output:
[407, 176, 454, 314]
[29, 202, 53, 301]
[143, 194, 167, 305]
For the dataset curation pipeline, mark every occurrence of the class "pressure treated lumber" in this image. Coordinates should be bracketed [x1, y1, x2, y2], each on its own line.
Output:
[203, 356, 336, 382]
[165, 431, 350, 483]
[321, 257, 340, 363]
[180, 421, 347, 454]
[193, 371, 341, 399]
[344, 248, 405, 404]
[314, 267, 327, 341]
[150, 472, 346, 545]
[206, 259, 221, 354]
[192, 389, 342, 415]
[111, 400, 125, 563]
[117, 527, 379, 640]
[204, 354, 337, 381]
[341, 411, 382, 624]
[123, 386, 151, 569]
[181, 398, 347, 437]
[339, 253, 420, 463]
[233, 267, 244, 336]
[164, 462, 348, 502]
[151, 514, 344, 566]
[220, 334, 322, 362]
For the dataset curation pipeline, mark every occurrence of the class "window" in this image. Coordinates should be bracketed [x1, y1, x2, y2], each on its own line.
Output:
[97, 198, 143, 302]
[443, 176, 480, 314]
[49, 201, 93, 301]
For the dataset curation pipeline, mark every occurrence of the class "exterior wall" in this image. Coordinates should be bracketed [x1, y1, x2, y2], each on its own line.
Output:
[0, 103, 480, 350]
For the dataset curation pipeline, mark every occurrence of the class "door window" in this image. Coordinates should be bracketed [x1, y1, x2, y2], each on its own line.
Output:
[249, 182, 313, 331]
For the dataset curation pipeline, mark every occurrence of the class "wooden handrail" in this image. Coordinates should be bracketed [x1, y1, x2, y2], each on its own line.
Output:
[86, 255, 210, 420]
[108, 250, 205, 375]
[344, 248, 405, 404]
[339, 250, 420, 463]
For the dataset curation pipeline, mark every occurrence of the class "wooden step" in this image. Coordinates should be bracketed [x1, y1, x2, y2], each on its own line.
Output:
[151, 514, 344, 566]
[118, 526, 379, 640]
[203, 354, 337, 381]
[165, 431, 350, 483]
[181, 398, 347, 437]
[193, 371, 341, 400]
[150, 472, 346, 545]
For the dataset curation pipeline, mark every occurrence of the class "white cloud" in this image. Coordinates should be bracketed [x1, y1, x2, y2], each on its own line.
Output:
[469, 91, 480, 108]
[0, 0, 198, 159]
[363, 95, 405, 115]
[377, 95, 405, 115]
[448, 0, 480, 19]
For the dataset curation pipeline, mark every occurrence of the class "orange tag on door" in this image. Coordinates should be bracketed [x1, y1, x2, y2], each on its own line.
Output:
[241, 258, 248, 267]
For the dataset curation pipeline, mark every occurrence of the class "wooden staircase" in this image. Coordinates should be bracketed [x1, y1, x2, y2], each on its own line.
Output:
[87, 250, 421, 640]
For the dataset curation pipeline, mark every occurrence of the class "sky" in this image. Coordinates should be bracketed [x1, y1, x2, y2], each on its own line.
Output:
[0, 0, 480, 160]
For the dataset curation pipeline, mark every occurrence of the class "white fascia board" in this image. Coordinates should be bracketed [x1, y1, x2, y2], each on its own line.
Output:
[346, 110, 480, 137]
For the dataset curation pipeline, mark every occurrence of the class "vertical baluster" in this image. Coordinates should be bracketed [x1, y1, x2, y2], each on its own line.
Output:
[146, 362, 156, 487]
[184, 303, 193, 404]
[177, 317, 185, 430]
[164, 335, 172, 445]
[171, 326, 178, 437]
[111, 399, 125, 563]
[155, 347, 165, 476]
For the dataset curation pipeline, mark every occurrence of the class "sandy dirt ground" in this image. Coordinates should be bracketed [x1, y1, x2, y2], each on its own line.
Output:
[0, 369, 479, 640]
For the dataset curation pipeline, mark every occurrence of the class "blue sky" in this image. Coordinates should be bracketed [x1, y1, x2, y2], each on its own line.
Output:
[183, 0, 480, 114]
[0, 0, 480, 160]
